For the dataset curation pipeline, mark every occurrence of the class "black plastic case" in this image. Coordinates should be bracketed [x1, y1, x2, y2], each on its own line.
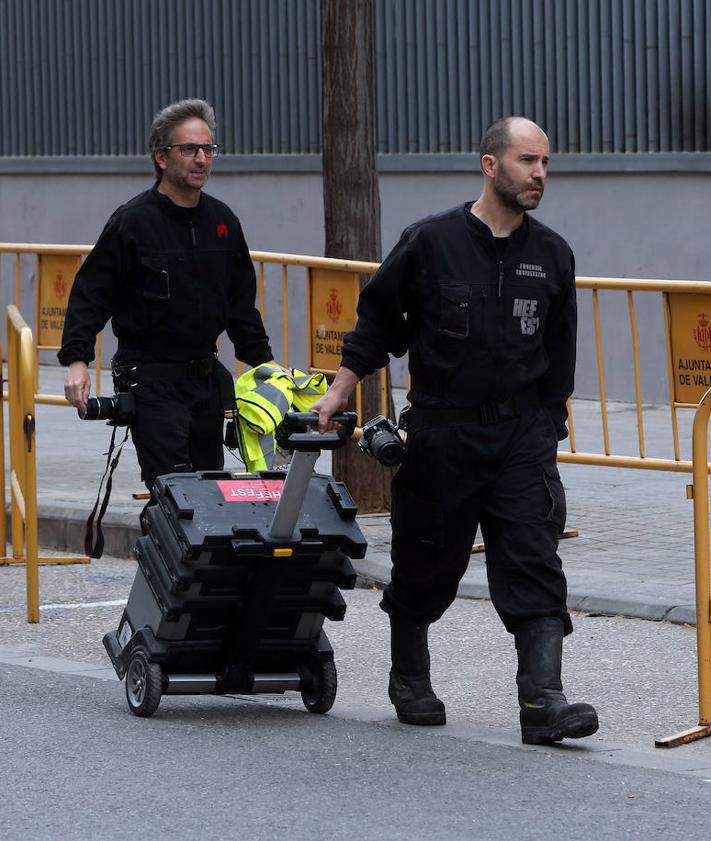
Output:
[103, 412, 368, 718]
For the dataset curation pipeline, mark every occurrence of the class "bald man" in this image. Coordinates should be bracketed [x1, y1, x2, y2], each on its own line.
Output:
[313, 117, 598, 745]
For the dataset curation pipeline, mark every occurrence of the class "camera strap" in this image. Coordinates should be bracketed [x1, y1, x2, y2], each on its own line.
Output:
[84, 424, 131, 559]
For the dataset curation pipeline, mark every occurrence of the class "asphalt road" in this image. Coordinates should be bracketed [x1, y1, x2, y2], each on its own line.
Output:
[1, 662, 710, 841]
[2, 556, 711, 840]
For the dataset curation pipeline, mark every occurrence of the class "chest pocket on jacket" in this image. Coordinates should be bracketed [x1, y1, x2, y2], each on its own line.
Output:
[140, 256, 171, 302]
[437, 281, 471, 339]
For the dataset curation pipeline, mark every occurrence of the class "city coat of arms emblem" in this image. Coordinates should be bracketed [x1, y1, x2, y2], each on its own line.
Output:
[54, 269, 67, 300]
[326, 288, 342, 322]
[693, 312, 711, 351]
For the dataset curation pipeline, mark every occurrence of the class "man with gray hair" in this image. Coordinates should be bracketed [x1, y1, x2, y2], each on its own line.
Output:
[60, 99, 274, 491]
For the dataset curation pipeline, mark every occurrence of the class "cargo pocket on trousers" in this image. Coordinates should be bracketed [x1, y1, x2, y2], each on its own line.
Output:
[391, 481, 444, 551]
[543, 464, 567, 535]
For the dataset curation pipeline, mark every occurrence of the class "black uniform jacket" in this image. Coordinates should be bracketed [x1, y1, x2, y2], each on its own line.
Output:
[58, 186, 273, 367]
[341, 203, 577, 438]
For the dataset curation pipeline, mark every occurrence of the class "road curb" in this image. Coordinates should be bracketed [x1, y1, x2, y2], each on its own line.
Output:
[351, 553, 699, 628]
[29, 506, 141, 560]
[29, 507, 699, 627]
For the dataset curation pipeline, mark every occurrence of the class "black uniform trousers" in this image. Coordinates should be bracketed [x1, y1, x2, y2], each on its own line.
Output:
[381, 406, 573, 636]
[129, 376, 225, 488]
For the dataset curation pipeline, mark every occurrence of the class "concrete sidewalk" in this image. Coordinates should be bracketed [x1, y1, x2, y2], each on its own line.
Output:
[16, 365, 702, 626]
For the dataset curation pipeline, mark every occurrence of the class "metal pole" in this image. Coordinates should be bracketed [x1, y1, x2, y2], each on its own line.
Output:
[268, 450, 319, 540]
[0, 335, 5, 552]
[691, 389, 711, 724]
[655, 386, 711, 747]
[21, 326, 39, 623]
[8, 314, 23, 560]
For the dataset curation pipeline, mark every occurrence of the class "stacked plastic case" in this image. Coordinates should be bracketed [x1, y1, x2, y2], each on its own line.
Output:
[103, 413, 367, 717]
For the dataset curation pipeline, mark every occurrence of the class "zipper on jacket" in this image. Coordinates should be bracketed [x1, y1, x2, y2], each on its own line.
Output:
[498, 260, 504, 298]
[188, 220, 196, 247]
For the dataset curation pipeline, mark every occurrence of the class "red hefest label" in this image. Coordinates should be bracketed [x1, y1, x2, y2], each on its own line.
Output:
[216, 479, 284, 502]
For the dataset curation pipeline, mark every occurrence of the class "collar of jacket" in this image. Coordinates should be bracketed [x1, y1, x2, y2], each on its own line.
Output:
[462, 201, 530, 247]
[150, 184, 204, 220]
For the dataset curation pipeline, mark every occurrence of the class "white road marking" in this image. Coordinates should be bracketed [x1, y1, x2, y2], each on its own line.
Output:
[39, 599, 127, 611]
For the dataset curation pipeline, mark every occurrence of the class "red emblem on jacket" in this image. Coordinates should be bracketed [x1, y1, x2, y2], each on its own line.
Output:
[217, 223, 229, 239]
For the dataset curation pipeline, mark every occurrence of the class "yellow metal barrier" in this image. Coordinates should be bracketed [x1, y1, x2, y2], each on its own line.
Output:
[562, 276, 711, 473]
[0, 243, 102, 402]
[3, 243, 711, 464]
[1, 305, 89, 624]
[655, 386, 711, 747]
[249, 250, 387, 415]
[4, 242, 711, 716]
[0, 244, 385, 413]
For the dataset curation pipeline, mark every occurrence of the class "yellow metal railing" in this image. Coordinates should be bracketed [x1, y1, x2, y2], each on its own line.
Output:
[0, 244, 385, 413]
[0, 243, 102, 402]
[1, 305, 88, 623]
[560, 276, 711, 473]
[4, 243, 711, 644]
[3, 243, 711, 462]
[248, 250, 387, 413]
[250, 252, 385, 412]
[655, 386, 711, 747]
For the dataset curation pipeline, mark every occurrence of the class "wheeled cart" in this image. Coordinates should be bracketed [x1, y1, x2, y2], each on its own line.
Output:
[103, 412, 367, 717]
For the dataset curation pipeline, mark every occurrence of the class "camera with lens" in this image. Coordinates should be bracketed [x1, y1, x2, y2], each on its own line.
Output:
[78, 391, 135, 426]
[358, 415, 405, 467]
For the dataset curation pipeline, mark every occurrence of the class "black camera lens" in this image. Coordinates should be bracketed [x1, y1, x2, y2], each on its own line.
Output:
[79, 392, 135, 426]
[359, 416, 405, 466]
[369, 431, 405, 466]
[79, 396, 116, 420]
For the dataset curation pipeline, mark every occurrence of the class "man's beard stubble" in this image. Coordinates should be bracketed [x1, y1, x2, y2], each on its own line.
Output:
[493, 165, 544, 212]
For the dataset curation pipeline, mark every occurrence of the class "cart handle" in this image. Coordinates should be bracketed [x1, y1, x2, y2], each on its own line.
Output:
[276, 411, 357, 452]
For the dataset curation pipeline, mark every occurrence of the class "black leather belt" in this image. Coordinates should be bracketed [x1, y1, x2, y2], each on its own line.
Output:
[409, 385, 539, 428]
[112, 355, 217, 386]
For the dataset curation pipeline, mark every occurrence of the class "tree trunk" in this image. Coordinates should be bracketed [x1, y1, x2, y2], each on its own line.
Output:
[321, 0, 394, 513]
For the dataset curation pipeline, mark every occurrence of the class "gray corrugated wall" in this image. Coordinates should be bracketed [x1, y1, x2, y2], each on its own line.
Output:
[0, 0, 323, 156]
[374, 0, 711, 153]
[0, 0, 709, 157]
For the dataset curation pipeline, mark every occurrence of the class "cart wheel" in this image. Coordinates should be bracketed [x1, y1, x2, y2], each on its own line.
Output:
[125, 649, 163, 717]
[301, 659, 337, 714]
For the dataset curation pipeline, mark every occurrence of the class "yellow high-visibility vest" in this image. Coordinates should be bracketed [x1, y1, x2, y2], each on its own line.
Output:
[234, 362, 327, 472]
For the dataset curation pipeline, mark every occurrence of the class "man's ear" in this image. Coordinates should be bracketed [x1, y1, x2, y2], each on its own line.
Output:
[153, 150, 168, 172]
[481, 153, 498, 179]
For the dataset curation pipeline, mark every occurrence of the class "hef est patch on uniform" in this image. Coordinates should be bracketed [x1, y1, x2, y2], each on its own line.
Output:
[512, 297, 540, 335]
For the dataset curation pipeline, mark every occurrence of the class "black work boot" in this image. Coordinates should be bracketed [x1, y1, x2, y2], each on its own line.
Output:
[388, 618, 446, 726]
[515, 617, 598, 745]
